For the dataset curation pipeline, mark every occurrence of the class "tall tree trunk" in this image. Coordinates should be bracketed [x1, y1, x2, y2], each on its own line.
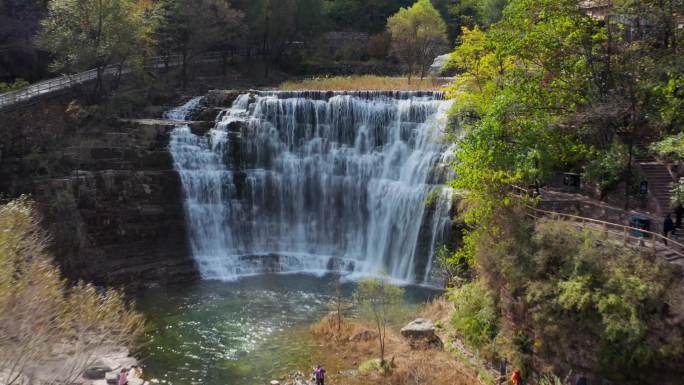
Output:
[182, 50, 188, 89]
[263, 11, 271, 79]
[379, 331, 385, 365]
[92, 0, 104, 100]
[626, 139, 633, 210]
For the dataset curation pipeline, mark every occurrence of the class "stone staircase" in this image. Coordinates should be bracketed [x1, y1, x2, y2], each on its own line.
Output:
[638, 158, 675, 214]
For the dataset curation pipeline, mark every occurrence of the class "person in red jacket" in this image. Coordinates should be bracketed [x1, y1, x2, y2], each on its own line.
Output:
[511, 369, 521, 385]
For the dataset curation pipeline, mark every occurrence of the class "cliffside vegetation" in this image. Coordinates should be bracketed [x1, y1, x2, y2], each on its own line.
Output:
[441, 0, 684, 383]
[0, 197, 144, 384]
[447, 0, 683, 202]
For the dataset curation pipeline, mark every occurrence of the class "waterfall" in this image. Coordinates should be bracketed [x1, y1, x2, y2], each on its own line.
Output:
[168, 91, 455, 285]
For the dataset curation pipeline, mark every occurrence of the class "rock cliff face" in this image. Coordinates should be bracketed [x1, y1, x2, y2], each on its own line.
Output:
[0, 95, 199, 288]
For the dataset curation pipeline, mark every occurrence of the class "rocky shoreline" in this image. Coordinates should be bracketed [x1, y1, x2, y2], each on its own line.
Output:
[3, 345, 143, 385]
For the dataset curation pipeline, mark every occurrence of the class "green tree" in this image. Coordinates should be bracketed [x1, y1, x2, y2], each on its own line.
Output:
[446, 0, 601, 222]
[353, 277, 404, 366]
[325, 0, 413, 34]
[0, 0, 50, 82]
[448, 280, 497, 351]
[38, 0, 151, 96]
[446, 0, 684, 217]
[650, 133, 684, 162]
[525, 219, 679, 380]
[442, 0, 684, 380]
[432, 0, 507, 41]
[387, 0, 449, 80]
[154, 0, 244, 88]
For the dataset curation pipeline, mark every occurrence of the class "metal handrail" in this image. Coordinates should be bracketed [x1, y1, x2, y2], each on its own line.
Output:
[0, 48, 261, 110]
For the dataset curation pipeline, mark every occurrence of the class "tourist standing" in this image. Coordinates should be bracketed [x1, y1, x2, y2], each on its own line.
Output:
[575, 374, 588, 385]
[498, 357, 507, 384]
[664, 213, 676, 245]
[117, 369, 128, 385]
[676, 204, 683, 228]
[314, 365, 325, 385]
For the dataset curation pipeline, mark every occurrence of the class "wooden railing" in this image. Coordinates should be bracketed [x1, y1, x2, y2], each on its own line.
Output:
[511, 185, 684, 261]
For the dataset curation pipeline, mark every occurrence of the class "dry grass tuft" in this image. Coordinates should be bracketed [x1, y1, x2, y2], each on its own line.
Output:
[279, 76, 447, 91]
[309, 300, 486, 385]
[310, 312, 361, 342]
[0, 197, 144, 385]
[418, 296, 452, 323]
[390, 350, 478, 385]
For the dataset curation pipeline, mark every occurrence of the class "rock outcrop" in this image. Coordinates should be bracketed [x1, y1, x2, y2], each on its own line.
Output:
[400, 318, 443, 350]
[0, 96, 200, 288]
[429, 54, 451, 76]
[349, 329, 378, 342]
[281, 371, 315, 385]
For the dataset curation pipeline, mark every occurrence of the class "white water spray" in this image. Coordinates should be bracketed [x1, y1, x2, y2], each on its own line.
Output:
[168, 91, 455, 284]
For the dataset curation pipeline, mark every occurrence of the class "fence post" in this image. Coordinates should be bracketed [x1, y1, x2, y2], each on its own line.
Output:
[623, 227, 628, 245]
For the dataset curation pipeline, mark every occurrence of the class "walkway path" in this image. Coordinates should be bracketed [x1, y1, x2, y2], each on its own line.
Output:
[0, 50, 256, 111]
[513, 187, 684, 266]
[527, 205, 684, 261]
[0, 66, 118, 109]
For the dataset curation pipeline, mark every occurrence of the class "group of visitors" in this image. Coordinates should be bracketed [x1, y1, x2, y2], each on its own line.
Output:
[116, 365, 142, 385]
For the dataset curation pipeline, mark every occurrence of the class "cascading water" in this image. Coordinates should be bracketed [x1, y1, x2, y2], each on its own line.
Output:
[168, 91, 456, 285]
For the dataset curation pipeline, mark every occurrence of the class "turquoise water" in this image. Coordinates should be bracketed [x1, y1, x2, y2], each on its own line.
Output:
[136, 274, 440, 385]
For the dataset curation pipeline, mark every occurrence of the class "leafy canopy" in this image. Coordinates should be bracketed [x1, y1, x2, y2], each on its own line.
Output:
[448, 0, 600, 218]
[39, 0, 150, 73]
[386, 0, 449, 79]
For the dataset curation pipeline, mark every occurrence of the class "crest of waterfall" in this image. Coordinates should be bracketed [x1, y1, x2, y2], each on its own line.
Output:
[168, 91, 456, 285]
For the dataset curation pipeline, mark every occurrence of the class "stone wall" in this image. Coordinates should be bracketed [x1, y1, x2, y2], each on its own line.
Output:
[0, 95, 199, 289]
